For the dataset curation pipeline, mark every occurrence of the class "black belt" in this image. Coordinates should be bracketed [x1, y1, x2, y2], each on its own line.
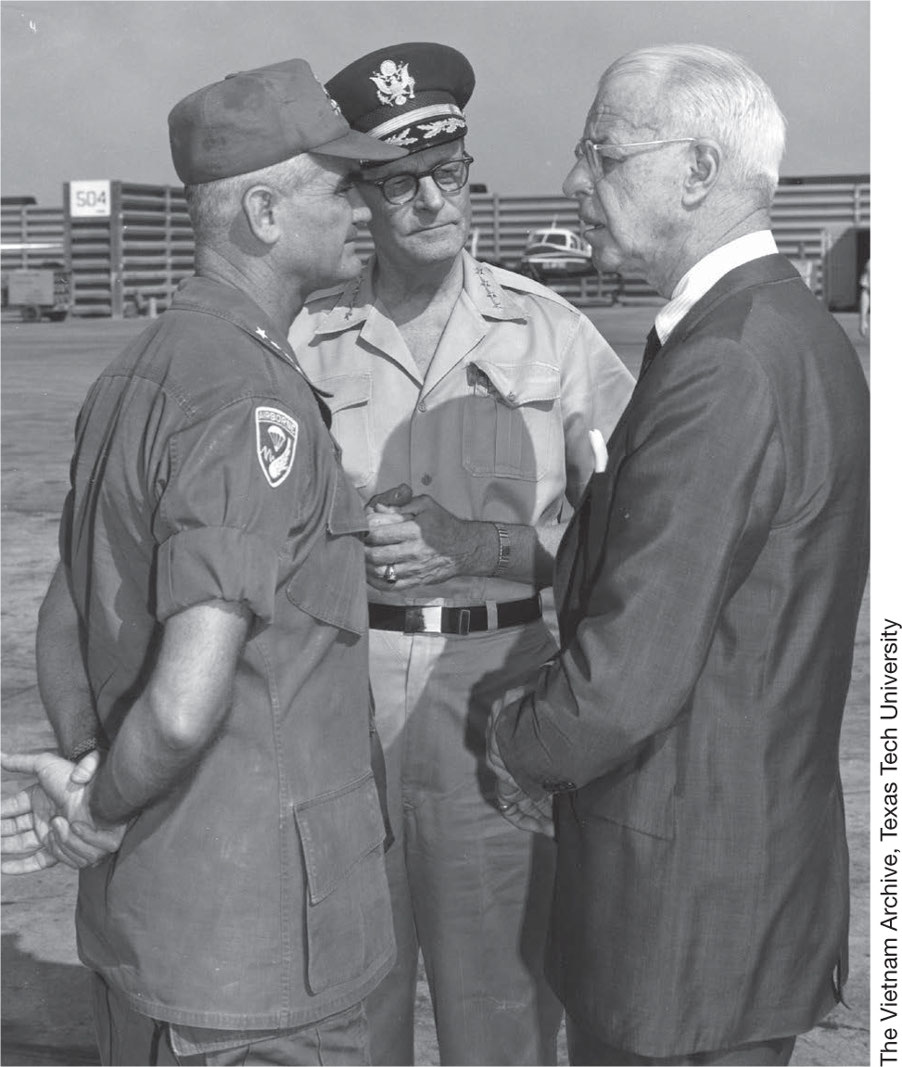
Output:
[368, 596, 542, 636]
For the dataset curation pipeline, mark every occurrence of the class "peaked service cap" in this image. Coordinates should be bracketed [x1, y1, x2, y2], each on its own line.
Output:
[326, 42, 475, 156]
[168, 58, 408, 184]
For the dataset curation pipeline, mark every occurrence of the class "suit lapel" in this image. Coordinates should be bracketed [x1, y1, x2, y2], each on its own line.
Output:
[555, 254, 802, 642]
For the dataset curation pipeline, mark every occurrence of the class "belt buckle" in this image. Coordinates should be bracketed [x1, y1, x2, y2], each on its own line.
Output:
[417, 605, 444, 633]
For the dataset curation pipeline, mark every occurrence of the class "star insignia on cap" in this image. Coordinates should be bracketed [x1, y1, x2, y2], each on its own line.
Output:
[325, 91, 343, 117]
[312, 73, 344, 116]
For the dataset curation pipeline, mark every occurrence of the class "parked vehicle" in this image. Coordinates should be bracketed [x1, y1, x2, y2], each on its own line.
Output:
[517, 225, 594, 282]
[1, 261, 71, 322]
[469, 227, 507, 270]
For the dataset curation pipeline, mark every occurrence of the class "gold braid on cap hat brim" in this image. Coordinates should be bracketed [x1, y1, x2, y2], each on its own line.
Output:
[368, 104, 464, 140]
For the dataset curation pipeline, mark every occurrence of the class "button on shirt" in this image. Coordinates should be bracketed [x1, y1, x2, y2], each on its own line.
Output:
[289, 252, 634, 605]
[66, 276, 394, 1028]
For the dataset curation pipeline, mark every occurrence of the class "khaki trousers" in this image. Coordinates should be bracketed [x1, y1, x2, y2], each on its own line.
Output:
[365, 622, 562, 1066]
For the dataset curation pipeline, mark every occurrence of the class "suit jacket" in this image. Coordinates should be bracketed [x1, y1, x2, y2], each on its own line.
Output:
[494, 254, 869, 1056]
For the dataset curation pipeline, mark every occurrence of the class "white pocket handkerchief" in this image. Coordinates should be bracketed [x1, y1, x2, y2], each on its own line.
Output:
[588, 428, 608, 473]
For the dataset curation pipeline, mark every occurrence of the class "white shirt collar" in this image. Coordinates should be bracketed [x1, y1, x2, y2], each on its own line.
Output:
[654, 230, 779, 344]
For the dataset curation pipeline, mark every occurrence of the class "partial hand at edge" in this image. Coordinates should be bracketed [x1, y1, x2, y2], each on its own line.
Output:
[1, 780, 60, 872]
[0, 749, 126, 872]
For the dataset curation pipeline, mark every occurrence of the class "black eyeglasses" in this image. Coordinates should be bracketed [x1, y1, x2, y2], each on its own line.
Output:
[356, 155, 474, 205]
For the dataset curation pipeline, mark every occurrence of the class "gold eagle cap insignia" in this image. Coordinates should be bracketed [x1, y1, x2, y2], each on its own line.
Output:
[370, 60, 416, 107]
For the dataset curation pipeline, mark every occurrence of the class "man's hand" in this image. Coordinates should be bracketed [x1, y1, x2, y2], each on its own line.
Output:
[486, 702, 554, 838]
[0, 750, 126, 873]
[1, 778, 59, 872]
[365, 483, 493, 589]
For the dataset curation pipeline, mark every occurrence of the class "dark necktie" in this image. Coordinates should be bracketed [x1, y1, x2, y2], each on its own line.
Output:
[639, 326, 662, 380]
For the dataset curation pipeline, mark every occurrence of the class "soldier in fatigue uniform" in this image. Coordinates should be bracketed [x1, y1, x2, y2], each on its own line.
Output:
[1, 59, 406, 1066]
[289, 42, 634, 1066]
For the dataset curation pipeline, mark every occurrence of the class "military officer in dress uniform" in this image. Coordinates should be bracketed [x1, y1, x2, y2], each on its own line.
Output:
[289, 42, 635, 1067]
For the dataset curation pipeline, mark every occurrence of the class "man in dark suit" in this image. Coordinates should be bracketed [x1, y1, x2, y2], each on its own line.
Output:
[489, 44, 869, 1066]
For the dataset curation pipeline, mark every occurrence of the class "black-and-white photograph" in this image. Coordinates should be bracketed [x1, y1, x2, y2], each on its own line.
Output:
[1, 3, 879, 1065]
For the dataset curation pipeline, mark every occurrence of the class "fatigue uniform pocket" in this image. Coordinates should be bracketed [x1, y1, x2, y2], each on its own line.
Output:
[286, 469, 369, 634]
[294, 773, 393, 993]
[316, 373, 374, 488]
[462, 360, 561, 481]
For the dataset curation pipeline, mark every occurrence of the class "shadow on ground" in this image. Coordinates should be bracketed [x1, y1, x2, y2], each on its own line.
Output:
[1, 932, 98, 1065]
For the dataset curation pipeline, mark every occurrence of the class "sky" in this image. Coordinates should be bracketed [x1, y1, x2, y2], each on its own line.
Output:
[0, 0, 871, 207]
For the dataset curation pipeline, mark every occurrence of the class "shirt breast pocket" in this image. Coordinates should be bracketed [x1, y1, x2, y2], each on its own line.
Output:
[316, 373, 374, 489]
[286, 469, 369, 635]
[462, 360, 561, 481]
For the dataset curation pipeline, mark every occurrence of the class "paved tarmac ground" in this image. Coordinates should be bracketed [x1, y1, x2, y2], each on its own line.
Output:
[0, 306, 870, 1065]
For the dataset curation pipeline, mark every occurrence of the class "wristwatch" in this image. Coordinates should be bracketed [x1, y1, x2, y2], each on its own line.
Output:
[492, 522, 511, 575]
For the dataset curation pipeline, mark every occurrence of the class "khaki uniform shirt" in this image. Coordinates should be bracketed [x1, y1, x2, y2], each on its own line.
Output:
[289, 253, 634, 605]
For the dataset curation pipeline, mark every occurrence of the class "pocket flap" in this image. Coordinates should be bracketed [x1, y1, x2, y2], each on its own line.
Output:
[286, 464, 368, 634]
[294, 773, 386, 904]
[326, 468, 368, 537]
[316, 373, 371, 414]
[470, 359, 560, 406]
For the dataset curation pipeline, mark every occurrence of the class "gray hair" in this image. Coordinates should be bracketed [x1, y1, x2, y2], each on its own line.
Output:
[184, 152, 321, 238]
[601, 44, 787, 202]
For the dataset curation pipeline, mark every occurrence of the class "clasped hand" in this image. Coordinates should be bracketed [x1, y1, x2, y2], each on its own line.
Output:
[0, 750, 125, 873]
[365, 483, 484, 590]
[486, 701, 554, 838]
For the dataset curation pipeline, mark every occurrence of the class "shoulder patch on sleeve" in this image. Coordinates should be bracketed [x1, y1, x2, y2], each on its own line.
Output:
[255, 406, 299, 488]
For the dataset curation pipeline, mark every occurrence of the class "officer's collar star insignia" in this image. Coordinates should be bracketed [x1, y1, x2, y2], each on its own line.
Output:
[370, 59, 416, 107]
[474, 263, 504, 310]
[255, 326, 285, 354]
[344, 275, 364, 321]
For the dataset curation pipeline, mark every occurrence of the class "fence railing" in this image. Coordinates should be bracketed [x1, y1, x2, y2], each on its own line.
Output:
[1, 177, 869, 317]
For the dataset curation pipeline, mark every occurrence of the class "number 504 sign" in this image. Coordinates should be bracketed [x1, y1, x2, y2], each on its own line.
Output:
[70, 180, 112, 218]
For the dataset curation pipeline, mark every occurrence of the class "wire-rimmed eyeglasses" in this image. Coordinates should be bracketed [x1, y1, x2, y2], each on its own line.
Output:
[356, 155, 474, 205]
[574, 137, 695, 174]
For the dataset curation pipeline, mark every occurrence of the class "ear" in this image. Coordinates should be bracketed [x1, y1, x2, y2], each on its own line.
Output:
[242, 184, 280, 246]
[683, 140, 721, 206]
